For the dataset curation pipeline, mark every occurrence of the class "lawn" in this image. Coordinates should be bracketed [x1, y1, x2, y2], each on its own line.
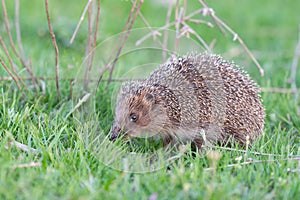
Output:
[0, 0, 300, 199]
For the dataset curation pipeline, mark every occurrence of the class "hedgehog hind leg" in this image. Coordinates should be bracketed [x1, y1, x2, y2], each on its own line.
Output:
[219, 128, 256, 148]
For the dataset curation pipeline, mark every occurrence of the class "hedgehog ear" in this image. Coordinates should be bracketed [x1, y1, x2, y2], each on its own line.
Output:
[145, 93, 154, 103]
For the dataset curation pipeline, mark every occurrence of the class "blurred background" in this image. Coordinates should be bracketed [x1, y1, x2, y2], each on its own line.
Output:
[1, 0, 299, 81]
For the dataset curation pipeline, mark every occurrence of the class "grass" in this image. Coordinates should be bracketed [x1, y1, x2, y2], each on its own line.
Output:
[0, 0, 300, 199]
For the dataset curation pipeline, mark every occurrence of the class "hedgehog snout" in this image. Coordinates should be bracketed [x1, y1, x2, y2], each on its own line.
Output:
[109, 123, 121, 142]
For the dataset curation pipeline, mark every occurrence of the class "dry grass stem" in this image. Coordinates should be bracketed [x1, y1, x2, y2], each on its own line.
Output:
[84, 0, 101, 89]
[14, 0, 25, 60]
[136, 7, 164, 47]
[85, 2, 94, 57]
[174, 3, 183, 52]
[135, 5, 214, 53]
[2, 0, 21, 62]
[289, 25, 300, 102]
[69, 0, 93, 45]
[97, 0, 140, 85]
[213, 146, 283, 157]
[1, 0, 35, 84]
[198, 0, 264, 76]
[93, 0, 101, 51]
[208, 38, 217, 50]
[181, 21, 210, 50]
[83, 2, 94, 89]
[0, 57, 24, 93]
[105, 0, 144, 86]
[12, 162, 41, 169]
[204, 157, 300, 172]
[65, 93, 91, 119]
[0, 36, 26, 87]
[6, 140, 38, 153]
[135, 10, 170, 57]
[187, 18, 213, 27]
[45, 0, 60, 100]
[135, 21, 176, 46]
[162, 2, 173, 61]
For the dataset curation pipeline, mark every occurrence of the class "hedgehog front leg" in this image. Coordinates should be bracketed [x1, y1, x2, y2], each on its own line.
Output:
[162, 135, 174, 147]
[193, 137, 204, 151]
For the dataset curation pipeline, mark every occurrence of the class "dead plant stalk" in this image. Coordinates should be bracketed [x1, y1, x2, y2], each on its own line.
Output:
[103, 0, 144, 87]
[1, 0, 36, 86]
[44, 0, 60, 100]
[199, 0, 264, 76]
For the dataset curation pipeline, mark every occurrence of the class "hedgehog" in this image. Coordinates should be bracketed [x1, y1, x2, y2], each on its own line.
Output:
[110, 53, 265, 150]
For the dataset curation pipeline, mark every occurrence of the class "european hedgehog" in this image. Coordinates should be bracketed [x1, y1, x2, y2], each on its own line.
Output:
[110, 53, 265, 149]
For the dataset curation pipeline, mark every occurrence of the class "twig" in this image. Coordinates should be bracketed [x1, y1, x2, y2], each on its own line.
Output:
[198, 0, 264, 76]
[135, 22, 176, 46]
[84, 0, 101, 90]
[105, 0, 144, 86]
[180, 21, 210, 50]
[162, 1, 173, 61]
[0, 57, 24, 94]
[84, 1, 94, 90]
[175, 0, 179, 30]
[289, 25, 300, 102]
[106, 0, 141, 84]
[69, 0, 93, 45]
[97, 0, 139, 85]
[93, 0, 101, 50]
[209, 38, 217, 50]
[183, 0, 187, 19]
[15, 0, 38, 90]
[1, 0, 21, 62]
[174, 1, 181, 52]
[44, 0, 60, 100]
[14, 0, 25, 60]
[1, 0, 36, 84]
[136, 6, 163, 45]
[134, 5, 172, 58]
[0, 36, 26, 87]
[85, 2, 94, 58]
[186, 18, 213, 27]
[184, 7, 203, 19]
[135, 6, 211, 48]
[198, 0, 225, 35]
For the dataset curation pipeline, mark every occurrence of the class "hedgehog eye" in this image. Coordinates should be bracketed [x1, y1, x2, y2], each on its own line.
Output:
[130, 113, 138, 122]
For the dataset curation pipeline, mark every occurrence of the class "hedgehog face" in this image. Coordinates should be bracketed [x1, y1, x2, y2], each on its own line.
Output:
[110, 86, 168, 141]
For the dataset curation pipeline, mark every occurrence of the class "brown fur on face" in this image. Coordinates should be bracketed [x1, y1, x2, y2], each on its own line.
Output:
[110, 83, 173, 140]
[127, 91, 154, 127]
